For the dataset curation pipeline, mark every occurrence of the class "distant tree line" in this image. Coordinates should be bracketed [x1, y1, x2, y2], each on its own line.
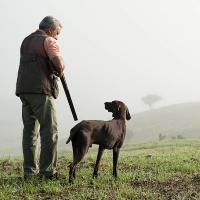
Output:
[171, 135, 185, 140]
[159, 133, 185, 141]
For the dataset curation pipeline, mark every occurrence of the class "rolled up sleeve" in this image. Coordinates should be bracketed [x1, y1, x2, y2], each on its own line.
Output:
[44, 37, 61, 60]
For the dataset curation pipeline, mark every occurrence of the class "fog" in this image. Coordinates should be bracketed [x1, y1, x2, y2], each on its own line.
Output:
[1, 0, 200, 154]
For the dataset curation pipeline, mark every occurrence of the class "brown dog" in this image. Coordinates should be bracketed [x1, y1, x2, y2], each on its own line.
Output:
[66, 100, 131, 182]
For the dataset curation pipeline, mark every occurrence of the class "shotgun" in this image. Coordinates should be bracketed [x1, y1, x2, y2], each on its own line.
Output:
[60, 75, 78, 121]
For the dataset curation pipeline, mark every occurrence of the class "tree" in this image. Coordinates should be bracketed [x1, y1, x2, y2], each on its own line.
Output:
[141, 94, 162, 110]
[159, 133, 166, 141]
[177, 135, 185, 140]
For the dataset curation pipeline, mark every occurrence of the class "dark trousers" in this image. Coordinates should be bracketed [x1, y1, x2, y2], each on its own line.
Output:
[20, 94, 58, 177]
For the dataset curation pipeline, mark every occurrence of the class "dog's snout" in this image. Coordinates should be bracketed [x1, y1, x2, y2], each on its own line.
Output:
[104, 102, 112, 112]
[126, 115, 131, 120]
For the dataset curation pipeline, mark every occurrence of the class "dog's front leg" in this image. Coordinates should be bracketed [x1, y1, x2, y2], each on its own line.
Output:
[113, 147, 120, 178]
[93, 146, 105, 178]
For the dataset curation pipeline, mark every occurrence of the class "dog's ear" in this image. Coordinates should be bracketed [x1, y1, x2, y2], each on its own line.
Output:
[126, 106, 131, 120]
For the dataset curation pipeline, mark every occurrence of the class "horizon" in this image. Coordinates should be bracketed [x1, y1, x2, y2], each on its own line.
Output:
[1, 0, 200, 156]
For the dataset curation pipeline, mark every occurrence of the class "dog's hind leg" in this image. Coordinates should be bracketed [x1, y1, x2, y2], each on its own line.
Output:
[70, 142, 78, 180]
[93, 145, 105, 178]
[69, 149, 89, 183]
[69, 131, 90, 183]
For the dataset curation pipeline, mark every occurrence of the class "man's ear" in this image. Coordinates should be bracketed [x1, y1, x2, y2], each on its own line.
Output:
[48, 27, 52, 34]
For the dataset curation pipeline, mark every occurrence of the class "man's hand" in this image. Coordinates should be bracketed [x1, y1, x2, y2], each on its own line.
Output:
[51, 56, 65, 77]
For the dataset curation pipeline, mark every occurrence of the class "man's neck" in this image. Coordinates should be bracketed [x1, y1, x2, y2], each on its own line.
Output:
[36, 29, 47, 35]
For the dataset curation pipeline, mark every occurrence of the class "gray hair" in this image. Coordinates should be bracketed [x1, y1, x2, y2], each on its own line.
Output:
[39, 16, 63, 30]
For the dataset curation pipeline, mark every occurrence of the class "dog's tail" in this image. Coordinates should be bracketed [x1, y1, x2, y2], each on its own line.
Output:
[66, 137, 71, 144]
[66, 123, 81, 144]
[66, 129, 73, 144]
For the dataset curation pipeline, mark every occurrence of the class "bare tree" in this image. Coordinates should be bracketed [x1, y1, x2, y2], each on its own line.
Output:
[141, 94, 162, 110]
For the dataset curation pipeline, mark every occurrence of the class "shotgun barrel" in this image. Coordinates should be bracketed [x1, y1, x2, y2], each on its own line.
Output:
[60, 75, 78, 121]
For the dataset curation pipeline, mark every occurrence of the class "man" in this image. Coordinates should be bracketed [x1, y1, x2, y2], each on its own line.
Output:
[15, 16, 65, 179]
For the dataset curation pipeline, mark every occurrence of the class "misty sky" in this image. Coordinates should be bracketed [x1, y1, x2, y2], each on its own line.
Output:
[1, 0, 200, 147]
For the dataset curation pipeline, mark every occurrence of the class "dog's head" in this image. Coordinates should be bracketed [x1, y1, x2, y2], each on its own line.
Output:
[104, 100, 131, 121]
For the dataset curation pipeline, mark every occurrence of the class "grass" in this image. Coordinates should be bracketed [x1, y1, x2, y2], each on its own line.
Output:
[1, 140, 200, 199]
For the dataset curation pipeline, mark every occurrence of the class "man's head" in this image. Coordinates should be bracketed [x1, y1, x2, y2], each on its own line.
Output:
[39, 16, 62, 40]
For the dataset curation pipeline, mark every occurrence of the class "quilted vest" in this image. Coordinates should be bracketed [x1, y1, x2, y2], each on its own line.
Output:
[16, 31, 52, 96]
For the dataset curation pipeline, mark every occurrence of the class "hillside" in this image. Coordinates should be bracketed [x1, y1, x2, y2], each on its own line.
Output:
[2, 101, 200, 157]
[58, 102, 200, 150]
[127, 101, 200, 143]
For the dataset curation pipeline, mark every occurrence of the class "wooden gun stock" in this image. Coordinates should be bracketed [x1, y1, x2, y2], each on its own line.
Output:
[60, 75, 78, 121]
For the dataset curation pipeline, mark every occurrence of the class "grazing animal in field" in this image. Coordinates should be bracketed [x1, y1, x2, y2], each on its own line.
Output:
[66, 100, 131, 182]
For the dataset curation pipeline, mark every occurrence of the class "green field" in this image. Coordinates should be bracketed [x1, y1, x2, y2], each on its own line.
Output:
[1, 140, 200, 199]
